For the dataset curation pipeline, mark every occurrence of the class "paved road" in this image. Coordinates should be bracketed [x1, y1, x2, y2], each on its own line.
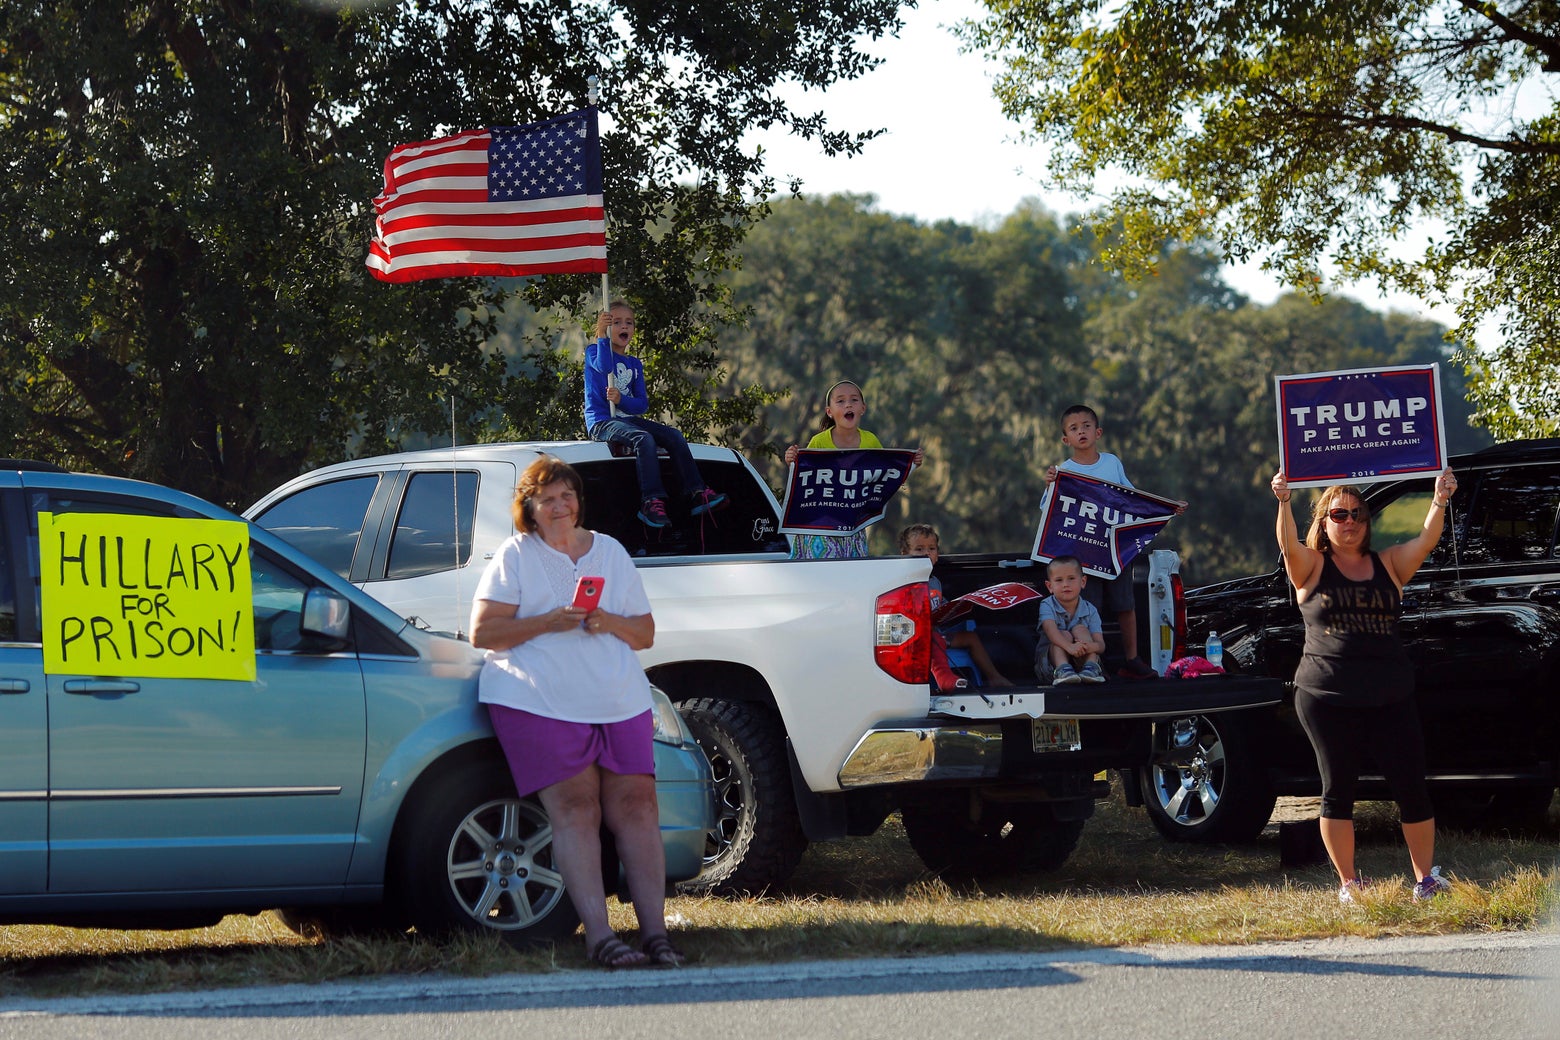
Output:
[2, 932, 1557, 1040]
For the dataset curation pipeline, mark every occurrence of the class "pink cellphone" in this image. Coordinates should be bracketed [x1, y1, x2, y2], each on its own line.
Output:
[571, 576, 605, 612]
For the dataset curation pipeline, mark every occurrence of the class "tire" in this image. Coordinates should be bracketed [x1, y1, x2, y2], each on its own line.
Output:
[900, 792, 1088, 882]
[394, 757, 581, 948]
[675, 698, 808, 895]
[1139, 712, 1275, 843]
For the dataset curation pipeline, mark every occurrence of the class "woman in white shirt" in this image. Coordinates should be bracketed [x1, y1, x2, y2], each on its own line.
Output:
[469, 456, 683, 968]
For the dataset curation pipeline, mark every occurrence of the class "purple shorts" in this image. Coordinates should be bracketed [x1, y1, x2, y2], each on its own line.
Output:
[488, 705, 656, 797]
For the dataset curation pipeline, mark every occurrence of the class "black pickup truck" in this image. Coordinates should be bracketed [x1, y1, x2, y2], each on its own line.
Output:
[1129, 438, 1560, 842]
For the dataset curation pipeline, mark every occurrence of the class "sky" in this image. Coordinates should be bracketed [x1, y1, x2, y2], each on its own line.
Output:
[745, 0, 1450, 325]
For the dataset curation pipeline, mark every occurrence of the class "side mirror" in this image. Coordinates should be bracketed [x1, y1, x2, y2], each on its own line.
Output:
[301, 587, 351, 644]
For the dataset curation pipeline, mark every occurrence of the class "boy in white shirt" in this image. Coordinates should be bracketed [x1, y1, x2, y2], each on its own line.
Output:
[1042, 404, 1184, 679]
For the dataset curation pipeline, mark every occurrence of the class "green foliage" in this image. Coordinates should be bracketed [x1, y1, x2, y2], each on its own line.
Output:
[724, 195, 1489, 582]
[961, 0, 1560, 437]
[0, 0, 903, 508]
[719, 194, 1092, 554]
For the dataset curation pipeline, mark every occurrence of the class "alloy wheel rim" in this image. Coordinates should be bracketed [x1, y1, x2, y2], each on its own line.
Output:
[445, 797, 568, 929]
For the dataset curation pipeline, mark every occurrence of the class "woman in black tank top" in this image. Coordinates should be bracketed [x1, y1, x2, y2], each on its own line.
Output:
[1272, 467, 1458, 904]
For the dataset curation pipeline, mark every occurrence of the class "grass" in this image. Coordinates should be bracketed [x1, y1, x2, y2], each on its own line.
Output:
[2, 791, 1556, 999]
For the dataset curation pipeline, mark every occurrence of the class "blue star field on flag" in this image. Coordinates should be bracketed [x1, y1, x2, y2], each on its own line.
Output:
[488, 114, 600, 202]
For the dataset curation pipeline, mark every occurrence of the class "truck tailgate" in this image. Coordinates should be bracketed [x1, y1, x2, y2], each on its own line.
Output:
[930, 676, 1282, 721]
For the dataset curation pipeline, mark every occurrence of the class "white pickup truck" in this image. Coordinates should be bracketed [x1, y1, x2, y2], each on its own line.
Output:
[248, 441, 1282, 891]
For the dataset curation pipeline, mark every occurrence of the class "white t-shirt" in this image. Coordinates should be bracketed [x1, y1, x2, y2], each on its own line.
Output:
[1039, 451, 1134, 512]
[472, 531, 653, 723]
[1059, 452, 1131, 488]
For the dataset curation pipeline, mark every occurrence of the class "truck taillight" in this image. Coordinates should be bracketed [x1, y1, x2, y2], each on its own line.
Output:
[874, 583, 930, 685]
[1170, 573, 1187, 661]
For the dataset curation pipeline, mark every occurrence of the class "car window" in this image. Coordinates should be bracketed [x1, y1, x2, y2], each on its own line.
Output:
[1372, 487, 1436, 548]
[250, 547, 318, 652]
[23, 489, 185, 625]
[0, 503, 15, 641]
[1457, 466, 1560, 564]
[253, 475, 379, 578]
[577, 458, 788, 558]
[386, 470, 478, 579]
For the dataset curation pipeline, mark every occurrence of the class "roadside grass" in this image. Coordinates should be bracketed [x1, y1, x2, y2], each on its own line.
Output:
[3, 791, 1555, 999]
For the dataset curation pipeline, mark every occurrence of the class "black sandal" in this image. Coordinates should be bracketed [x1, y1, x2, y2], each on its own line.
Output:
[588, 935, 648, 969]
[640, 933, 686, 967]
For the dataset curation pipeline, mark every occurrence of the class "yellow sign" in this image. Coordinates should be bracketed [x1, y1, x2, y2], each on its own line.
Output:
[39, 513, 255, 681]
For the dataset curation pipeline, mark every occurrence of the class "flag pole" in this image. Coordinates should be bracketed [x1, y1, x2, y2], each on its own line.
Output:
[589, 73, 617, 418]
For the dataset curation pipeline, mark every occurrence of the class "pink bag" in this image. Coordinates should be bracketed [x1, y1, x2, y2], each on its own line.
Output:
[1165, 655, 1226, 678]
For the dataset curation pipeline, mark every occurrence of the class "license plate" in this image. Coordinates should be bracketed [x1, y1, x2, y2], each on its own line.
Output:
[1031, 718, 1081, 753]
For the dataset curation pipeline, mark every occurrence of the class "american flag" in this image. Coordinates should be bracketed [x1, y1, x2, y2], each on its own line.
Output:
[366, 108, 606, 283]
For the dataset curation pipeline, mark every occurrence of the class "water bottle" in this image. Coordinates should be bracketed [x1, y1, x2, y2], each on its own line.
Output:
[1205, 631, 1223, 670]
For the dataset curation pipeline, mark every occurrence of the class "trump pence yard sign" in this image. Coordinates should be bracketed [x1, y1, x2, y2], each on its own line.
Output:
[1275, 363, 1448, 489]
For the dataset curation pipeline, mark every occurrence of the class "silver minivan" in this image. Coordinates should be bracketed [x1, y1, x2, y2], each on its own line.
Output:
[0, 461, 714, 946]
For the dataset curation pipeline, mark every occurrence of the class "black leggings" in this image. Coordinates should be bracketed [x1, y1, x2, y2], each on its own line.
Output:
[1294, 689, 1435, 823]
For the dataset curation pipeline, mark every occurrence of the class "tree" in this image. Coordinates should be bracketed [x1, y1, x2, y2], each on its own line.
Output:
[960, 0, 1560, 438]
[0, 0, 904, 508]
[722, 195, 1489, 581]
[719, 194, 1091, 553]
[1075, 244, 1489, 582]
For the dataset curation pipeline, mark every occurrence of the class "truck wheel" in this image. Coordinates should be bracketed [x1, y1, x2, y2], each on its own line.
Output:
[900, 795, 1088, 882]
[394, 758, 581, 948]
[675, 698, 807, 895]
[1139, 713, 1275, 843]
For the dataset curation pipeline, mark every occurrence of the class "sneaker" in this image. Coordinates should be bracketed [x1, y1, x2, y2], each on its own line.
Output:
[1338, 875, 1371, 904]
[1412, 866, 1449, 902]
[1053, 663, 1083, 685]
[637, 498, 670, 529]
[1078, 660, 1107, 684]
[688, 488, 727, 517]
[1116, 657, 1158, 680]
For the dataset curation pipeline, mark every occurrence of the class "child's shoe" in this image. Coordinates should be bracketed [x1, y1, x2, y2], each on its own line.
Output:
[1053, 663, 1083, 685]
[638, 498, 670, 529]
[1412, 866, 1449, 902]
[1078, 660, 1107, 684]
[688, 488, 727, 517]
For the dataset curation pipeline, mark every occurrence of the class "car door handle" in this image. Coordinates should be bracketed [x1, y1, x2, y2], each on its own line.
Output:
[0, 679, 29, 694]
[62, 679, 141, 695]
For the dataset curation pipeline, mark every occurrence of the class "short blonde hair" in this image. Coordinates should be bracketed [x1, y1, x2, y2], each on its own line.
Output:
[512, 456, 584, 534]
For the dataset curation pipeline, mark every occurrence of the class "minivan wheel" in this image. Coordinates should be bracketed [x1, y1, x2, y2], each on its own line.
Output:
[1140, 713, 1275, 843]
[395, 758, 581, 948]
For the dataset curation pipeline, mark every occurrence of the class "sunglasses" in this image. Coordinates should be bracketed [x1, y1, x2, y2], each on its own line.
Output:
[1327, 507, 1366, 523]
